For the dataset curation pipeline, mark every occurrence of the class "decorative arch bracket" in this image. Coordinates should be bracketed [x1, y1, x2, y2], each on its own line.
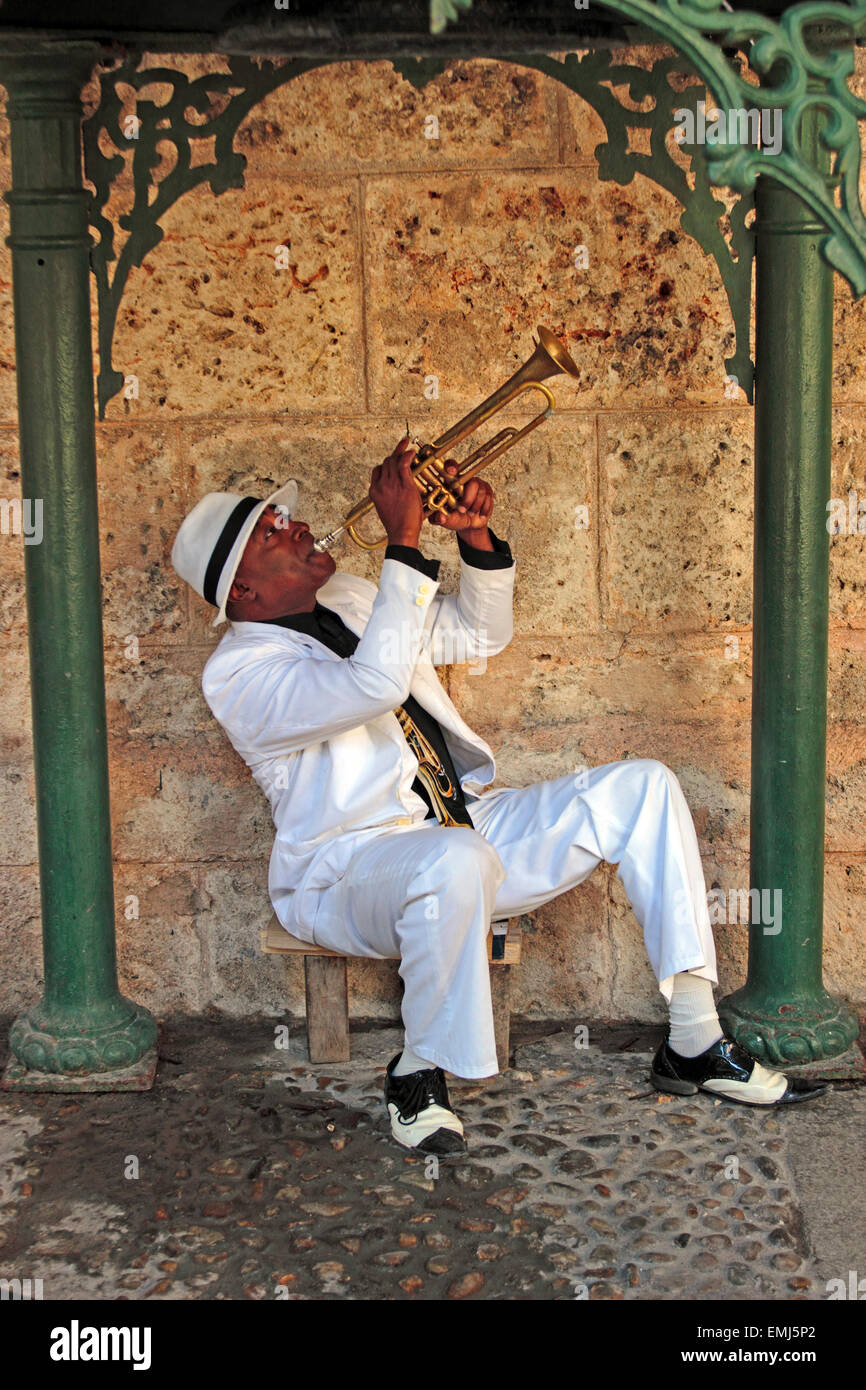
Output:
[82, 3, 866, 417]
[396, 47, 758, 401]
[83, 56, 324, 419]
[434, 0, 866, 299]
[84, 44, 761, 417]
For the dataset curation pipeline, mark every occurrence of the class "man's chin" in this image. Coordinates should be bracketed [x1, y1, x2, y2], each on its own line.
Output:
[302, 548, 336, 586]
[313, 548, 337, 575]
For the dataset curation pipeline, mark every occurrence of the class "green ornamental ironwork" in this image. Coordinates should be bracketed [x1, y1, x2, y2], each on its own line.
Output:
[83, 3, 866, 415]
[431, 0, 474, 36]
[431, 0, 866, 299]
[85, 47, 757, 414]
[83, 56, 324, 420]
[546, 49, 757, 401]
[396, 46, 758, 400]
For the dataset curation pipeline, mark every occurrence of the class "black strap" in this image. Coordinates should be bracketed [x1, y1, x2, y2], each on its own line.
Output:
[316, 606, 360, 656]
[203, 496, 262, 607]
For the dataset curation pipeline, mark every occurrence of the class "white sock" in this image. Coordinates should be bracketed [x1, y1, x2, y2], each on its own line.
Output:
[393, 1041, 436, 1076]
[667, 972, 724, 1058]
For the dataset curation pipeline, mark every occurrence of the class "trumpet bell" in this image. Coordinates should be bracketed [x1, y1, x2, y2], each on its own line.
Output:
[532, 325, 580, 380]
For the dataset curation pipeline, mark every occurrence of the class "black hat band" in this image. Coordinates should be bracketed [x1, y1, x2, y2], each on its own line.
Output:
[203, 496, 263, 608]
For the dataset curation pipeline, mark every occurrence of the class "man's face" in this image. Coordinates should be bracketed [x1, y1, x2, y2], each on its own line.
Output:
[227, 504, 336, 617]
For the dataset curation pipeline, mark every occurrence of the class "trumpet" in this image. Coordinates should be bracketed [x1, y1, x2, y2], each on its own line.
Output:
[312, 325, 579, 552]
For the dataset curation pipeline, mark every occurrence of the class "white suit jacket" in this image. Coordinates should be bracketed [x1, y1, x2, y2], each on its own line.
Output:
[201, 548, 516, 940]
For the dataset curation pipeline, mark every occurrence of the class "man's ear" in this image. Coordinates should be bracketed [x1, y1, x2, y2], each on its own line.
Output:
[226, 577, 256, 619]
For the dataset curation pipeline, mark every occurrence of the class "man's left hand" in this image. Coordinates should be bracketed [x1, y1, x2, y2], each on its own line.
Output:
[428, 461, 494, 543]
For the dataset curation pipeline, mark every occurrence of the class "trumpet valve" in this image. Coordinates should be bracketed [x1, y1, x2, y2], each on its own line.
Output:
[412, 456, 461, 514]
[427, 485, 460, 513]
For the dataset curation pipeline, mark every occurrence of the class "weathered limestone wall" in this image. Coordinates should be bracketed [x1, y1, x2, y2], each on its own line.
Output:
[1, 46, 864, 1028]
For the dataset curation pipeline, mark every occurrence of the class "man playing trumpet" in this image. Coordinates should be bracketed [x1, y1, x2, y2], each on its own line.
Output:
[171, 437, 824, 1156]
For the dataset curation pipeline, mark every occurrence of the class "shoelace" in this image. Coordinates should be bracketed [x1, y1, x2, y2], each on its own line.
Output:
[393, 1068, 449, 1126]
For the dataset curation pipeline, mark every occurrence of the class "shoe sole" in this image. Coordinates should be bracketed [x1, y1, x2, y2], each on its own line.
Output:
[650, 1070, 827, 1107]
[389, 1132, 467, 1157]
[650, 1071, 699, 1097]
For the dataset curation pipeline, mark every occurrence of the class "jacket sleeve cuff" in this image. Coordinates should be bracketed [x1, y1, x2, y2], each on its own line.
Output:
[383, 543, 442, 582]
[456, 525, 514, 570]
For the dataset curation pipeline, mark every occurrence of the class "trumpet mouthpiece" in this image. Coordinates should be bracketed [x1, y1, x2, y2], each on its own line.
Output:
[312, 526, 345, 552]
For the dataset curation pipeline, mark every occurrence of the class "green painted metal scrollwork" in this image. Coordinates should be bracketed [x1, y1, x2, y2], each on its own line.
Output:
[432, 0, 866, 302]
[431, 0, 474, 36]
[83, 55, 327, 419]
[512, 49, 758, 400]
[83, 6, 866, 417]
[86, 47, 758, 414]
[397, 47, 756, 399]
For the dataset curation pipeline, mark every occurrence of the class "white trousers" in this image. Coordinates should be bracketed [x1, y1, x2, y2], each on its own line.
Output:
[308, 758, 718, 1079]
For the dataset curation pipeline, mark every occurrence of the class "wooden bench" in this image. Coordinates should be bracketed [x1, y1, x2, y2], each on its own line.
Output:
[261, 916, 522, 1071]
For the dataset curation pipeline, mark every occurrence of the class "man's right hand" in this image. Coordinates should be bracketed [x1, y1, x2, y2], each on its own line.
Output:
[370, 437, 424, 548]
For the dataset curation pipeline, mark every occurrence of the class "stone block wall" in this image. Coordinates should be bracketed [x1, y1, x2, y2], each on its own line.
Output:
[1, 45, 864, 1028]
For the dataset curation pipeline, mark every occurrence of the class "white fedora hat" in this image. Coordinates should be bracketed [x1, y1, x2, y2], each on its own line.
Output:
[171, 478, 299, 627]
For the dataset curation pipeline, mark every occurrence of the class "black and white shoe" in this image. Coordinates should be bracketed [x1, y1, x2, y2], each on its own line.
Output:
[384, 1053, 467, 1155]
[651, 1033, 828, 1106]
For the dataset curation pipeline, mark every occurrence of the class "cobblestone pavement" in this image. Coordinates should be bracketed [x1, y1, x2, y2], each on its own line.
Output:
[0, 1017, 862, 1301]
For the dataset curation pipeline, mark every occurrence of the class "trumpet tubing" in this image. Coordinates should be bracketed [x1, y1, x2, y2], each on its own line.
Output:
[312, 325, 579, 552]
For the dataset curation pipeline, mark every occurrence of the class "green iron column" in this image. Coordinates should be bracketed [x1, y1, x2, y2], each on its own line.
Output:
[719, 99, 860, 1072]
[0, 49, 157, 1091]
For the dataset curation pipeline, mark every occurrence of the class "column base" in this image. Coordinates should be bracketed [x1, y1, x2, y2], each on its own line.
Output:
[2, 1048, 158, 1093]
[774, 1045, 865, 1083]
[718, 985, 860, 1066]
[4, 997, 159, 1091]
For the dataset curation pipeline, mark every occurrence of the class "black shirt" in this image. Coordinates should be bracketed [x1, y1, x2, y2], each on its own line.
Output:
[258, 527, 513, 826]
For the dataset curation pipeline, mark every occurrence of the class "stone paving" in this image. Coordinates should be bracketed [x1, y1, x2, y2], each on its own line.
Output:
[0, 1017, 860, 1301]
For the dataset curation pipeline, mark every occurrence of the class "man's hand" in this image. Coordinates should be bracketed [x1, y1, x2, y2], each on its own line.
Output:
[370, 437, 424, 547]
[428, 461, 495, 550]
